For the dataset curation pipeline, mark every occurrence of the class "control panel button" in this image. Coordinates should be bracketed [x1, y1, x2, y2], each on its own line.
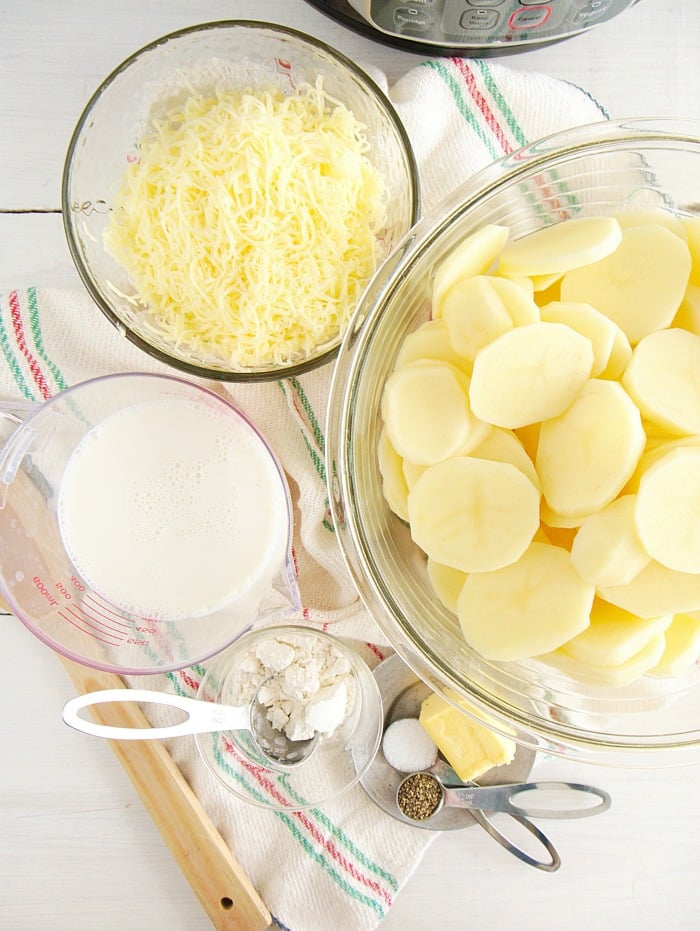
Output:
[509, 4, 552, 29]
[466, 0, 505, 7]
[460, 9, 500, 29]
[394, 6, 433, 30]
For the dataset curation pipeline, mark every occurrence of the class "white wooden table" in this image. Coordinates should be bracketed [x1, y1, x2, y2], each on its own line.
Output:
[2, 2, 700, 929]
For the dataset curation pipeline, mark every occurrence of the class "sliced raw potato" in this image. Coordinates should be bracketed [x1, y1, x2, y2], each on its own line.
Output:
[469, 427, 540, 489]
[540, 502, 584, 529]
[530, 272, 563, 293]
[635, 446, 700, 573]
[540, 300, 618, 376]
[382, 360, 488, 466]
[496, 216, 622, 278]
[487, 275, 540, 326]
[570, 494, 651, 587]
[407, 457, 540, 574]
[442, 276, 514, 361]
[427, 558, 467, 614]
[432, 224, 510, 315]
[622, 327, 700, 435]
[394, 318, 472, 373]
[457, 542, 593, 661]
[599, 560, 700, 618]
[377, 427, 409, 522]
[561, 598, 671, 666]
[672, 283, 700, 334]
[598, 323, 632, 380]
[493, 273, 536, 300]
[647, 613, 700, 677]
[469, 322, 594, 429]
[514, 422, 540, 460]
[681, 215, 700, 287]
[626, 436, 700, 494]
[616, 208, 687, 238]
[560, 223, 692, 344]
[402, 458, 427, 490]
[536, 379, 645, 518]
[538, 633, 667, 688]
[532, 275, 562, 307]
[539, 522, 577, 551]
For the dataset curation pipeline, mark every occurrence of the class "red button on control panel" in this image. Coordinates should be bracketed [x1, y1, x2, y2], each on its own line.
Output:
[509, 5, 552, 29]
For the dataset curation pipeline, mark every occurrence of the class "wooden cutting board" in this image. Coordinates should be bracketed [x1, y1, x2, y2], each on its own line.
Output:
[58, 656, 271, 931]
[59, 656, 271, 931]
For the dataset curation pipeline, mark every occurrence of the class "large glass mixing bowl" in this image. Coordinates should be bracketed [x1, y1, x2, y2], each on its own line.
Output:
[327, 119, 700, 767]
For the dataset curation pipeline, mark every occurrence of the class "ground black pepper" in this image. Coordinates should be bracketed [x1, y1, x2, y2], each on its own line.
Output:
[396, 772, 443, 821]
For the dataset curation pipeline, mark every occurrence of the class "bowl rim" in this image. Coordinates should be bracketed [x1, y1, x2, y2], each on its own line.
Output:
[61, 19, 421, 383]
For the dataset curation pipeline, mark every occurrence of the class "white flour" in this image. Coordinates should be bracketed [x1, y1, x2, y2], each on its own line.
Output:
[231, 632, 356, 742]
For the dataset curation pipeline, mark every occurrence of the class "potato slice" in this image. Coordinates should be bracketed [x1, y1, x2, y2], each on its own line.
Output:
[539, 522, 577, 551]
[617, 208, 687, 238]
[382, 360, 487, 466]
[681, 215, 700, 287]
[377, 427, 409, 523]
[492, 273, 536, 300]
[536, 379, 645, 519]
[560, 223, 691, 344]
[598, 323, 632, 380]
[647, 613, 700, 677]
[469, 427, 540, 489]
[538, 633, 667, 688]
[487, 275, 540, 325]
[561, 598, 671, 666]
[635, 446, 700, 573]
[496, 217, 622, 278]
[394, 318, 472, 373]
[426, 558, 467, 614]
[432, 224, 510, 315]
[402, 459, 427, 490]
[622, 327, 700, 435]
[407, 457, 540, 574]
[672, 283, 700, 334]
[599, 560, 700, 618]
[469, 322, 594, 429]
[540, 300, 618, 376]
[570, 494, 651, 587]
[625, 436, 700, 494]
[457, 542, 593, 661]
[442, 276, 514, 361]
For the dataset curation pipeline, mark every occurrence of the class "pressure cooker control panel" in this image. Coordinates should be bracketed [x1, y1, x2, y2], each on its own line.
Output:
[346, 0, 637, 48]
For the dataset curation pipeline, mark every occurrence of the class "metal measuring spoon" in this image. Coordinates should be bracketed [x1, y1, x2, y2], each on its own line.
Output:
[61, 684, 320, 767]
[396, 771, 611, 821]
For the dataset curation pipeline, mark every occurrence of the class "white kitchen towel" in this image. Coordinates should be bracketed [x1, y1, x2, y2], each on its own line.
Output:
[0, 58, 606, 931]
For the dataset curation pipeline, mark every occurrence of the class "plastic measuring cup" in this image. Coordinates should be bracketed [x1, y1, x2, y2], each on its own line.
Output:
[0, 372, 300, 674]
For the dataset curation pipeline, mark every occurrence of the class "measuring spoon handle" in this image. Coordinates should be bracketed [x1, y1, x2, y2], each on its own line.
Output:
[447, 781, 612, 819]
[62, 688, 250, 740]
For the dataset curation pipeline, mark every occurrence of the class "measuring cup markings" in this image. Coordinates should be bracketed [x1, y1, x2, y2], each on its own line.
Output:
[59, 607, 124, 646]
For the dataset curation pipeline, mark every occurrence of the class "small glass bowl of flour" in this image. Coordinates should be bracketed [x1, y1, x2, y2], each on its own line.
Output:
[195, 625, 383, 811]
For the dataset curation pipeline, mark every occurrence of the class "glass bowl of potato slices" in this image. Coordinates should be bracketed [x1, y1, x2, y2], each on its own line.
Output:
[327, 118, 700, 766]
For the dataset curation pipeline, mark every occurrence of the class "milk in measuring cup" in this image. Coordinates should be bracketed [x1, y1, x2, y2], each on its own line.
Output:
[57, 397, 288, 621]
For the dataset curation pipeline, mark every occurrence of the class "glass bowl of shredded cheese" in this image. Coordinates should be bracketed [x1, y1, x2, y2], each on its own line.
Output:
[327, 118, 700, 768]
[62, 21, 419, 381]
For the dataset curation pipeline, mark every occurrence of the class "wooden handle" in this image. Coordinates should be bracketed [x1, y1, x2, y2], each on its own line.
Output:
[60, 656, 271, 931]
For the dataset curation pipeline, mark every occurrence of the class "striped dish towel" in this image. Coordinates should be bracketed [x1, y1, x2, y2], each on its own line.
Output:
[0, 60, 606, 931]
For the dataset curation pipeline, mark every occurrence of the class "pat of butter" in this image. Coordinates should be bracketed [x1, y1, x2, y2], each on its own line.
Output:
[419, 692, 515, 782]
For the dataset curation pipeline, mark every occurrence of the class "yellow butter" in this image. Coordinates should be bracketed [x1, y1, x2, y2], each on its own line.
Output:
[419, 691, 515, 782]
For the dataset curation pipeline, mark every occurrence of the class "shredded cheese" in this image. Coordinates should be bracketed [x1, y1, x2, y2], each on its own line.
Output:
[103, 80, 388, 368]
